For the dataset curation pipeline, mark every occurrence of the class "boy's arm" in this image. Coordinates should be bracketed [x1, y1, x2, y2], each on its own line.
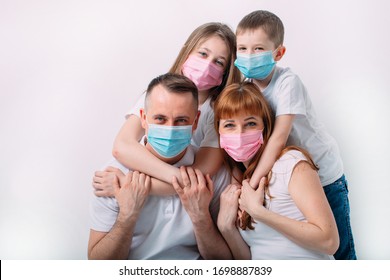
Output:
[249, 114, 295, 187]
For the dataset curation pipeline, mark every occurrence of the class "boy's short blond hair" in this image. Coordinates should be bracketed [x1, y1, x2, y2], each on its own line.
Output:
[236, 10, 284, 48]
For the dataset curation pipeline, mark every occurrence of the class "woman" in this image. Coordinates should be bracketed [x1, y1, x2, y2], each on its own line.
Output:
[93, 23, 241, 195]
[214, 82, 339, 259]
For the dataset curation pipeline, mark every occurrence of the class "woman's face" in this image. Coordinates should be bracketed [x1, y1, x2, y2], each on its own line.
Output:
[219, 113, 264, 135]
[189, 35, 229, 72]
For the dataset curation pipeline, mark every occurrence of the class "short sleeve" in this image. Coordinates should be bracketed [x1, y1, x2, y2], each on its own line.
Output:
[274, 74, 307, 117]
[89, 158, 129, 232]
[199, 108, 219, 148]
[89, 196, 119, 232]
[125, 92, 146, 119]
[192, 99, 219, 148]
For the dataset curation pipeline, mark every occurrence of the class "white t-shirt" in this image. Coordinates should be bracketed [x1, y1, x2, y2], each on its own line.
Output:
[260, 66, 343, 186]
[89, 139, 230, 259]
[126, 92, 219, 148]
[239, 150, 334, 260]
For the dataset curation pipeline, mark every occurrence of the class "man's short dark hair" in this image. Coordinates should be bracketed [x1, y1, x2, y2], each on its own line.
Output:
[145, 73, 198, 112]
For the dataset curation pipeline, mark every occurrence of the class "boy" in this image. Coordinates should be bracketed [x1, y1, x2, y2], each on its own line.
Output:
[234, 10, 356, 260]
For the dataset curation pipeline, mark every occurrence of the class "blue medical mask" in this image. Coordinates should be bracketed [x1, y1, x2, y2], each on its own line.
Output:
[234, 50, 277, 80]
[147, 122, 193, 158]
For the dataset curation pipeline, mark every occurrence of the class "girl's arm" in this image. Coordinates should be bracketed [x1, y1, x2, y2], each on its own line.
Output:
[249, 114, 294, 188]
[241, 163, 339, 255]
[192, 146, 223, 177]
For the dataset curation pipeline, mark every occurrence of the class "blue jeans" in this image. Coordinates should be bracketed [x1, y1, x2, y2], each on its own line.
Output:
[324, 175, 357, 259]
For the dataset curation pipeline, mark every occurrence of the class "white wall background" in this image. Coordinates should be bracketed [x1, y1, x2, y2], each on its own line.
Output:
[0, 0, 389, 259]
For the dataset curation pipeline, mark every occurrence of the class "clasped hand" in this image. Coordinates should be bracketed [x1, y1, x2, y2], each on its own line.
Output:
[172, 166, 214, 223]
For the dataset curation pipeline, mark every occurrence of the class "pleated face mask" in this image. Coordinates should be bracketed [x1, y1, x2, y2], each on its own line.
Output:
[220, 130, 263, 162]
[147, 123, 193, 158]
[234, 51, 276, 80]
[182, 55, 224, 91]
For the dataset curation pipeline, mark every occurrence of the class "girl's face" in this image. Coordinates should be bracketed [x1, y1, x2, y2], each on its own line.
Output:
[219, 113, 264, 135]
[189, 35, 229, 72]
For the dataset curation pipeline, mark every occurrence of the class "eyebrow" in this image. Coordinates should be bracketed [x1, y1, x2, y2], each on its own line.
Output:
[244, 116, 257, 121]
[222, 116, 257, 123]
[152, 114, 167, 119]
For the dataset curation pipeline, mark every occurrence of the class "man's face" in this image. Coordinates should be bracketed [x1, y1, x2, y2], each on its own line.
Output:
[140, 84, 199, 162]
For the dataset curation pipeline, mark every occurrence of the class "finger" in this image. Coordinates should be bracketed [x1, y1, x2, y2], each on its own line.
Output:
[180, 166, 190, 188]
[92, 182, 102, 190]
[138, 172, 146, 188]
[195, 169, 206, 188]
[94, 171, 105, 178]
[123, 172, 133, 188]
[132, 171, 140, 187]
[205, 173, 214, 194]
[92, 176, 103, 184]
[94, 190, 111, 197]
[172, 176, 184, 195]
[242, 179, 252, 189]
[257, 177, 266, 193]
[144, 175, 151, 191]
[186, 167, 198, 187]
[104, 166, 118, 172]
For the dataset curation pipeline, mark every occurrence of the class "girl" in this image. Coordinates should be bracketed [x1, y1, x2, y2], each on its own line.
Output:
[93, 23, 241, 195]
[214, 82, 339, 259]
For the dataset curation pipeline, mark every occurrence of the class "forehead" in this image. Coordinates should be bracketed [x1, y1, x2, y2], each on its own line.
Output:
[194, 35, 230, 59]
[236, 28, 273, 46]
[147, 85, 196, 117]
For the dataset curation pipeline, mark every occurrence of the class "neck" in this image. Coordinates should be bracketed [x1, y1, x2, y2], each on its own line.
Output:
[198, 90, 209, 105]
[253, 68, 275, 91]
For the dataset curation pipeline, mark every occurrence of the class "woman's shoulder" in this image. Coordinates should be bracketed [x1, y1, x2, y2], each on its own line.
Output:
[272, 149, 308, 174]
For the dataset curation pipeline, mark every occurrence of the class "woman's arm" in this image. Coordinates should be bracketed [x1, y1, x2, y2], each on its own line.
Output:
[249, 114, 294, 188]
[241, 163, 339, 255]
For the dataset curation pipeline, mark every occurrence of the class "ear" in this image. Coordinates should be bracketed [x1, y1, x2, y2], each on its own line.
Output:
[140, 108, 147, 130]
[274, 46, 286, 62]
[192, 110, 201, 132]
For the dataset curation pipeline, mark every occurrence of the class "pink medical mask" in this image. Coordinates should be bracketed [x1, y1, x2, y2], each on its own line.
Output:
[182, 55, 224, 91]
[220, 130, 263, 162]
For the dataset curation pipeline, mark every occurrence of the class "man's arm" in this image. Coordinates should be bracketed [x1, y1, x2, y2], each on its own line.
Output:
[172, 167, 232, 260]
[88, 171, 151, 259]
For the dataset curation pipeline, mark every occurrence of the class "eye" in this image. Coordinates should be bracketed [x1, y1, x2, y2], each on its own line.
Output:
[175, 118, 189, 125]
[245, 121, 258, 127]
[198, 51, 207, 57]
[223, 123, 235, 128]
[215, 59, 225, 68]
[154, 116, 166, 123]
[254, 47, 265, 52]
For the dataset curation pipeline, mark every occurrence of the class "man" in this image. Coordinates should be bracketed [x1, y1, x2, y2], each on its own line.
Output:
[88, 73, 231, 259]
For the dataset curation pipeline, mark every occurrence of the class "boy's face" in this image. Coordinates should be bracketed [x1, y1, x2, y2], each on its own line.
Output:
[236, 28, 276, 55]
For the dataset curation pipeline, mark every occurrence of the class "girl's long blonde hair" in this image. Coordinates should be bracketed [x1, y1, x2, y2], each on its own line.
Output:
[214, 82, 318, 230]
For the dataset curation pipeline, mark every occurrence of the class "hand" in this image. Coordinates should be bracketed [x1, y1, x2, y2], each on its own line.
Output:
[217, 184, 241, 231]
[92, 166, 126, 197]
[115, 171, 151, 220]
[172, 166, 214, 224]
[239, 177, 266, 219]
